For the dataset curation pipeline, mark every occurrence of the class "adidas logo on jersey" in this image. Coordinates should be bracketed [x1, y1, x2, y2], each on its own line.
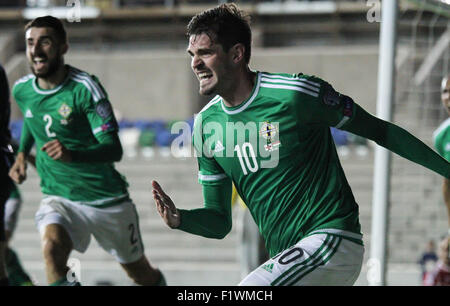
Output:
[25, 109, 33, 118]
[214, 140, 225, 153]
[262, 263, 274, 273]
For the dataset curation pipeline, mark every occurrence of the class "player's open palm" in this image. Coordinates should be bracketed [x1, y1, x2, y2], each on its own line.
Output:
[151, 180, 180, 229]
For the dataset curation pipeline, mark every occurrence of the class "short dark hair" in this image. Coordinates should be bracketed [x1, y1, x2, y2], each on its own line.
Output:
[24, 15, 67, 44]
[186, 3, 252, 64]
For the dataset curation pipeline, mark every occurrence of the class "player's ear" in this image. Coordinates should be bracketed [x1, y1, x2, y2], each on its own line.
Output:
[231, 43, 245, 64]
[60, 41, 69, 55]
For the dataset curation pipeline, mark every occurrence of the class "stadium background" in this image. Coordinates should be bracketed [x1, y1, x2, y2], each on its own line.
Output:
[0, 0, 448, 285]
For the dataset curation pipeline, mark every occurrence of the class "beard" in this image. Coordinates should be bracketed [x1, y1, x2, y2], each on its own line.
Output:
[199, 82, 217, 96]
[30, 55, 62, 79]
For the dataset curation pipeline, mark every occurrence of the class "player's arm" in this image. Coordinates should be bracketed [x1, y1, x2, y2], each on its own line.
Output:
[41, 132, 122, 163]
[152, 113, 232, 239]
[71, 132, 122, 162]
[178, 179, 233, 239]
[342, 101, 450, 179]
[297, 77, 450, 178]
[9, 122, 34, 184]
[152, 179, 233, 239]
[63, 132, 122, 163]
[10, 139, 36, 168]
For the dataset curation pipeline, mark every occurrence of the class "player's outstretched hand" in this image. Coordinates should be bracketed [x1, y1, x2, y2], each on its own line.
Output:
[42, 139, 72, 162]
[9, 152, 27, 184]
[151, 180, 181, 229]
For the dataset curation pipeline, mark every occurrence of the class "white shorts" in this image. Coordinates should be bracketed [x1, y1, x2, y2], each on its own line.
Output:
[35, 196, 145, 264]
[4, 197, 22, 235]
[239, 230, 364, 286]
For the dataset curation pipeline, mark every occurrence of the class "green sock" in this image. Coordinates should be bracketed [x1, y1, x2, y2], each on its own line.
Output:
[6, 248, 33, 286]
[50, 275, 81, 286]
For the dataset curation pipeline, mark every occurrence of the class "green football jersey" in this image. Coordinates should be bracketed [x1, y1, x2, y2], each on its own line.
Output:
[433, 117, 450, 161]
[12, 65, 128, 205]
[193, 71, 362, 257]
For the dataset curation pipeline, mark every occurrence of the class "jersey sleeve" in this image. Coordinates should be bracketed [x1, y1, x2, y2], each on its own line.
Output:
[293, 74, 356, 129]
[192, 114, 228, 186]
[77, 75, 119, 140]
[18, 120, 34, 154]
[177, 180, 232, 239]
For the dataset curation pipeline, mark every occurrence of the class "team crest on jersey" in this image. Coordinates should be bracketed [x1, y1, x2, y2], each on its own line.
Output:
[260, 121, 281, 152]
[58, 103, 72, 125]
[260, 122, 277, 140]
[59, 103, 72, 118]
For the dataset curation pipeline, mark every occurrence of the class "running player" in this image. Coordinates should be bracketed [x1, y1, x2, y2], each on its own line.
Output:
[433, 76, 450, 229]
[9, 16, 165, 286]
[151, 4, 450, 286]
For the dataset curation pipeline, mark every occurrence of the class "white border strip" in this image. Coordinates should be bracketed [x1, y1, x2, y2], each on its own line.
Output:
[221, 72, 262, 115]
[261, 77, 320, 92]
[43, 193, 129, 206]
[335, 116, 350, 129]
[198, 173, 227, 182]
[261, 73, 321, 88]
[308, 228, 363, 240]
[32, 76, 67, 95]
[260, 83, 319, 97]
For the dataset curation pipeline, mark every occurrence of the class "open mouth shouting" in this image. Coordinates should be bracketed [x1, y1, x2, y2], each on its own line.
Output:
[198, 71, 213, 85]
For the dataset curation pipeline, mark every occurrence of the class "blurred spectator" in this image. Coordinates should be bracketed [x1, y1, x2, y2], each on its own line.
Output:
[0, 0, 27, 7]
[418, 239, 438, 284]
[423, 236, 450, 286]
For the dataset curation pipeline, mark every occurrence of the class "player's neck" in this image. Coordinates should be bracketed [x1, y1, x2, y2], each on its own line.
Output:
[222, 69, 256, 108]
[37, 64, 68, 90]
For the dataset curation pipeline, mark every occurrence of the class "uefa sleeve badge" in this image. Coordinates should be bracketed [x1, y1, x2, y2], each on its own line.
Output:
[322, 84, 340, 107]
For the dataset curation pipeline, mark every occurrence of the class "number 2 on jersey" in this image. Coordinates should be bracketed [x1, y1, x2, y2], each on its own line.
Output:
[234, 142, 258, 175]
[44, 114, 56, 138]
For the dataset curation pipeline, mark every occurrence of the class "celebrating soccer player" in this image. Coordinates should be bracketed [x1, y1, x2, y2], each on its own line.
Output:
[9, 16, 165, 286]
[152, 4, 450, 286]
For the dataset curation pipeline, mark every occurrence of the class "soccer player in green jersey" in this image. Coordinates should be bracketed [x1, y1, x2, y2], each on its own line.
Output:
[151, 4, 450, 286]
[8, 16, 165, 286]
[433, 76, 450, 229]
